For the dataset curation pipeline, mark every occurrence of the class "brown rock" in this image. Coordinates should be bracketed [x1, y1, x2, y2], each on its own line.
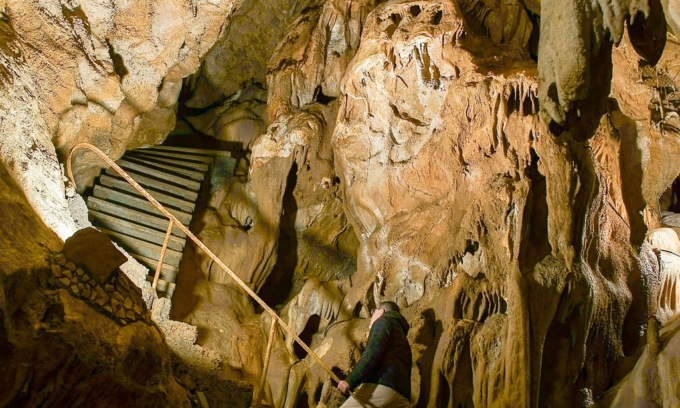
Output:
[111, 298, 121, 311]
[58, 278, 71, 287]
[82, 287, 91, 299]
[70, 285, 79, 294]
[62, 228, 127, 284]
[94, 287, 109, 305]
[62, 268, 73, 279]
[65, 262, 77, 271]
[115, 308, 126, 320]
[51, 265, 62, 276]
[123, 298, 133, 310]
[133, 304, 143, 315]
[54, 253, 66, 266]
[125, 310, 136, 320]
[76, 268, 84, 277]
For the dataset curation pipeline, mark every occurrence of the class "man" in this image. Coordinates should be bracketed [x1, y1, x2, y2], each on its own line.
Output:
[337, 301, 412, 407]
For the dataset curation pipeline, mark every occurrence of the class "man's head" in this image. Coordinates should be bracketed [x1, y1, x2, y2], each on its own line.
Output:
[369, 301, 401, 328]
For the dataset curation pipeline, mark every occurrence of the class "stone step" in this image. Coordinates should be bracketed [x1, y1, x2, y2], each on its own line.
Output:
[115, 159, 202, 191]
[93, 185, 192, 226]
[87, 197, 186, 238]
[104, 168, 199, 201]
[89, 210, 185, 252]
[97, 227, 183, 266]
[99, 175, 195, 213]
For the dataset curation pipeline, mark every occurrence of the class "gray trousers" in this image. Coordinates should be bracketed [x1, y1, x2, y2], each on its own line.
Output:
[339, 383, 411, 408]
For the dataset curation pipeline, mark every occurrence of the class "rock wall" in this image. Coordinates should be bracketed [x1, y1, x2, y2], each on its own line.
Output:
[185, 0, 680, 406]
[0, 0, 240, 240]
[0, 167, 190, 407]
[2, 0, 680, 407]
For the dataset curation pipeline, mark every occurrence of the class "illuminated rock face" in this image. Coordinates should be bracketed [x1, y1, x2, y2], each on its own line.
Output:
[328, 2, 674, 406]
[0, 0, 239, 240]
[2, 0, 680, 407]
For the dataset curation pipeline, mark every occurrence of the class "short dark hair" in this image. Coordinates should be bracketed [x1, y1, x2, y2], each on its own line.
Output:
[379, 301, 400, 314]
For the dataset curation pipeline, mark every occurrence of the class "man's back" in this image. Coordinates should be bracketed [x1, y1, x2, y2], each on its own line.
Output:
[344, 308, 412, 401]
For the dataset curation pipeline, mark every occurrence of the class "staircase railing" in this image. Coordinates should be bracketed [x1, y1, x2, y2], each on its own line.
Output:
[67, 143, 345, 407]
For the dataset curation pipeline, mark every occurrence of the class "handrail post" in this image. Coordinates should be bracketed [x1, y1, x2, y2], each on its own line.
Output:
[153, 220, 174, 290]
[252, 316, 278, 407]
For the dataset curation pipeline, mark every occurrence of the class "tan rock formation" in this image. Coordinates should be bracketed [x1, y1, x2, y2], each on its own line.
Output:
[2, 0, 680, 407]
[605, 315, 680, 407]
[0, 0, 240, 239]
[538, 0, 667, 128]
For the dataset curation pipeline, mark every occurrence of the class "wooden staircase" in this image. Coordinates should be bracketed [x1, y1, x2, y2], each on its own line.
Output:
[87, 146, 236, 297]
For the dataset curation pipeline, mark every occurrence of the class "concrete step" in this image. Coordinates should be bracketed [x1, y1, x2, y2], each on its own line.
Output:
[93, 185, 193, 226]
[87, 197, 186, 238]
[104, 168, 199, 201]
[99, 175, 195, 213]
[89, 209, 185, 252]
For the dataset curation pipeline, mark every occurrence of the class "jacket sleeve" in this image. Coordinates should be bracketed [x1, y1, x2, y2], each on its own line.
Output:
[345, 318, 391, 390]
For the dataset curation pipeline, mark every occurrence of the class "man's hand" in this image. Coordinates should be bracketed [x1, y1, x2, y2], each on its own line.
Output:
[337, 380, 350, 394]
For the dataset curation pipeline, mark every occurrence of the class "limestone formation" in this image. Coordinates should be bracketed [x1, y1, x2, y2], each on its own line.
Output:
[0, 0, 240, 241]
[537, 0, 667, 129]
[2, 0, 680, 407]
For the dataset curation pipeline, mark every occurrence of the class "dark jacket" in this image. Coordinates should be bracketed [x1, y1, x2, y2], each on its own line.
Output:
[345, 311, 412, 400]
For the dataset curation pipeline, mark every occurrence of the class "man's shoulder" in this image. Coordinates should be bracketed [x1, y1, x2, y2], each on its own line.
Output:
[382, 312, 409, 334]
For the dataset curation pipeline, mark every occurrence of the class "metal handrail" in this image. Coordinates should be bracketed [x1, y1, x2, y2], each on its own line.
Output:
[66, 143, 345, 406]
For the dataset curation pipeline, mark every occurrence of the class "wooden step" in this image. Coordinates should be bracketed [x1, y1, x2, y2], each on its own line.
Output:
[89, 210, 185, 252]
[87, 197, 186, 238]
[148, 145, 233, 157]
[115, 160, 202, 191]
[134, 148, 215, 164]
[130, 253, 179, 282]
[122, 156, 206, 181]
[85, 145, 235, 297]
[127, 152, 211, 172]
[99, 175, 195, 213]
[93, 185, 192, 226]
[145, 275, 175, 298]
[104, 169, 199, 201]
[97, 227, 183, 266]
